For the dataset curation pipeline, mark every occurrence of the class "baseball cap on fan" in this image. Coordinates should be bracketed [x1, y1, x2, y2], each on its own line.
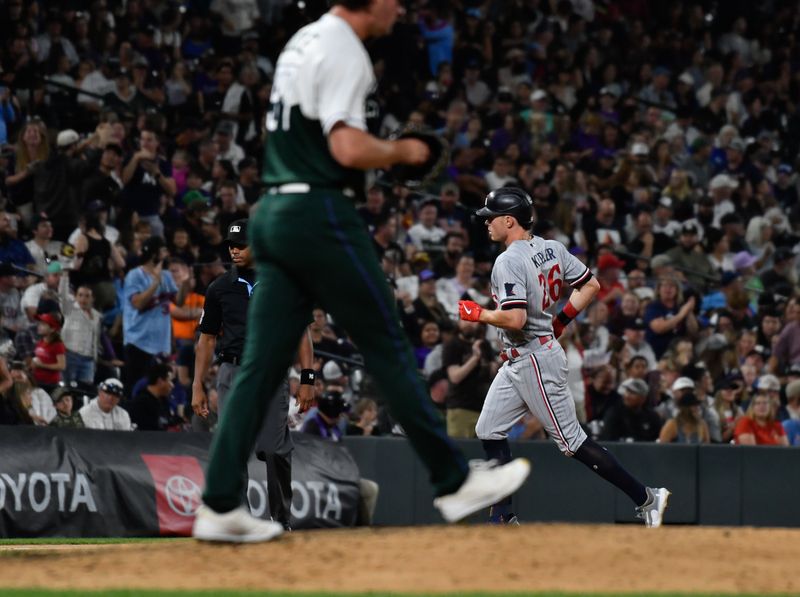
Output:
[631, 142, 649, 157]
[98, 378, 125, 397]
[57, 129, 80, 148]
[322, 360, 344, 381]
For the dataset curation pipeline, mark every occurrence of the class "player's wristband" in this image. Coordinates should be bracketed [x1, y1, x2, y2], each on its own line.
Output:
[556, 302, 579, 326]
[300, 369, 316, 385]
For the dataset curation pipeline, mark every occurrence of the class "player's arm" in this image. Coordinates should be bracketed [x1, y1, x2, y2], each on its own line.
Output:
[476, 307, 527, 330]
[192, 284, 222, 418]
[295, 329, 315, 413]
[328, 125, 428, 170]
[552, 276, 600, 338]
[192, 333, 217, 418]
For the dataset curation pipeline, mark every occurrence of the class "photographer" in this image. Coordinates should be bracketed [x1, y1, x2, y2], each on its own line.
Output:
[121, 236, 178, 395]
[442, 319, 496, 438]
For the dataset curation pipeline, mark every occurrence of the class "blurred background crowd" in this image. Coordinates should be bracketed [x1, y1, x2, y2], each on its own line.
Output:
[0, 0, 798, 447]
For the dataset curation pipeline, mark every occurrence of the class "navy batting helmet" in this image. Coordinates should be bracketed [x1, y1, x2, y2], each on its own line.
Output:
[475, 187, 534, 229]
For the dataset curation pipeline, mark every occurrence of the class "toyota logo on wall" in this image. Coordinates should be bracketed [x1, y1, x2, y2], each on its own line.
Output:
[164, 475, 202, 517]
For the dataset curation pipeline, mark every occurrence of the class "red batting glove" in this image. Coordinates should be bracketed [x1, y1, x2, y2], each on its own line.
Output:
[458, 300, 482, 322]
[552, 315, 566, 339]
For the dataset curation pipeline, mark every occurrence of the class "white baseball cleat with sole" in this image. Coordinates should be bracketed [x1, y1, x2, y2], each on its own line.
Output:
[193, 505, 284, 543]
[433, 458, 531, 523]
[636, 487, 671, 528]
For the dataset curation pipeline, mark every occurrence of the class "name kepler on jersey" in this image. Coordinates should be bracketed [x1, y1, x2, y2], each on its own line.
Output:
[531, 247, 556, 268]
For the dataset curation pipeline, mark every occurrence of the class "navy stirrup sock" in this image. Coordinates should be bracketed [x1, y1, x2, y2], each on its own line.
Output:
[483, 439, 513, 517]
[573, 437, 648, 506]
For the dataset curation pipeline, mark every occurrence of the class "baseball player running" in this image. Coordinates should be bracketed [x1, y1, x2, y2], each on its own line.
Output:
[192, 0, 530, 543]
[459, 187, 670, 528]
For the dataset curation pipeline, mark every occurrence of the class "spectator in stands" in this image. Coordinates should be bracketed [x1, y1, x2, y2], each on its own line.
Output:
[346, 398, 381, 437]
[237, 156, 262, 205]
[79, 377, 131, 431]
[600, 378, 662, 442]
[435, 184, 469, 239]
[770, 298, 800, 373]
[782, 380, 800, 445]
[403, 269, 448, 334]
[31, 129, 104, 241]
[24, 213, 63, 275]
[120, 128, 175, 238]
[9, 361, 56, 426]
[168, 258, 203, 350]
[734, 392, 789, 446]
[713, 373, 746, 443]
[413, 320, 441, 370]
[122, 236, 177, 393]
[31, 312, 65, 393]
[61, 285, 101, 385]
[407, 200, 446, 255]
[759, 247, 796, 302]
[665, 221, 716, 292]
[595, 253, 626, 312]
[20, 260, 68, 322]
[49, 383, 86, 428]
[72, 208, 125, 312]
[81, 142, 124, 212]
[0, 211, 34, 270]
[432, 232, 465, 279]
[301, 388, 347, 441]
[127, 362, 177, 431]
[442, 319, 492, 438]
[658, 393, 710, 444]
[436, 253, 477, 318]
[213, 121, 245, 169]
[216, 180, 248, 234]
[5, 118, 49, 224]
[621, 318, 657, 371]
[644, 277, 698, 360]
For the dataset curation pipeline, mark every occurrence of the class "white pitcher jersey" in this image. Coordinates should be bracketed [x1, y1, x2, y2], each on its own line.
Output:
[491, 236, 592, 347]
[263, 13, 374, 188]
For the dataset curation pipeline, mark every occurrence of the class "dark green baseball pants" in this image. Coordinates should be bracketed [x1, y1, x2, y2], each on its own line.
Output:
[203, 189, 469, 512]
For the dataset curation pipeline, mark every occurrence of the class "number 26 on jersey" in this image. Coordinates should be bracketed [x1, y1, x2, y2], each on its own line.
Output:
[538, 264, 563, 309]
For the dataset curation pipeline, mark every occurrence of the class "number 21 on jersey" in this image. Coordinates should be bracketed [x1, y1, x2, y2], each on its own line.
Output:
[538, 264, 563, 309]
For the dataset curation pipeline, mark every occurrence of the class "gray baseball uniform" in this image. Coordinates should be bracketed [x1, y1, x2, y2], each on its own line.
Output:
[476, 236, 593, 455]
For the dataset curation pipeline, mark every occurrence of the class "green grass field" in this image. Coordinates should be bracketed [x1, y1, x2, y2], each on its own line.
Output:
[1, 592, 799, 597]
[0, 537, 179, 546]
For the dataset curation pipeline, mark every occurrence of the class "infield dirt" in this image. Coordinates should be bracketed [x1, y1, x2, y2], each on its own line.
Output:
[1, 524, 799, 594]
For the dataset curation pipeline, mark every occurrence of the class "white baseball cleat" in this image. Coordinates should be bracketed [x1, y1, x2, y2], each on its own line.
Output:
[433, 458, 531, 523]
[193, 504, 284, 543]
[636, 487, 671, 528]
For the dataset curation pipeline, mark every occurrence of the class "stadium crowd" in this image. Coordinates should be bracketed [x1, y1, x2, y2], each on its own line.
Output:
[0, 0, 798, 447]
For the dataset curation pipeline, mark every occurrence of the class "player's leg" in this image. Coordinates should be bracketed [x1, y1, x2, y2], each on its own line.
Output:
[475, 365, 529, 523]
[202, 262, 311, 515]
[523, 345, 668, 524]
[255, 380, 293, 529]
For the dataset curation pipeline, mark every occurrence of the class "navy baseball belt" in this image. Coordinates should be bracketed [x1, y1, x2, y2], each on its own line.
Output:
[499, 336, 552, 362]
[268, 183, 356, 198]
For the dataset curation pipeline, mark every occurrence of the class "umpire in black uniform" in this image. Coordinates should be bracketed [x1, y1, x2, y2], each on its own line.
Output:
[192, 219, 315, 529]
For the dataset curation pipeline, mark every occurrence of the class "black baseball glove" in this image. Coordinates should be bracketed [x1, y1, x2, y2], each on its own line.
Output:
[387, 127, 450, 189]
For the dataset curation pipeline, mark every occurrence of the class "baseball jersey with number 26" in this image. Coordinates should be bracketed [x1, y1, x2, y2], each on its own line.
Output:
[491, 236, 592, 347]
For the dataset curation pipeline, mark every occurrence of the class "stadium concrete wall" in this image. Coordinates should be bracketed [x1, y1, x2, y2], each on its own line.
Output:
[343, 437, 800, 527]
